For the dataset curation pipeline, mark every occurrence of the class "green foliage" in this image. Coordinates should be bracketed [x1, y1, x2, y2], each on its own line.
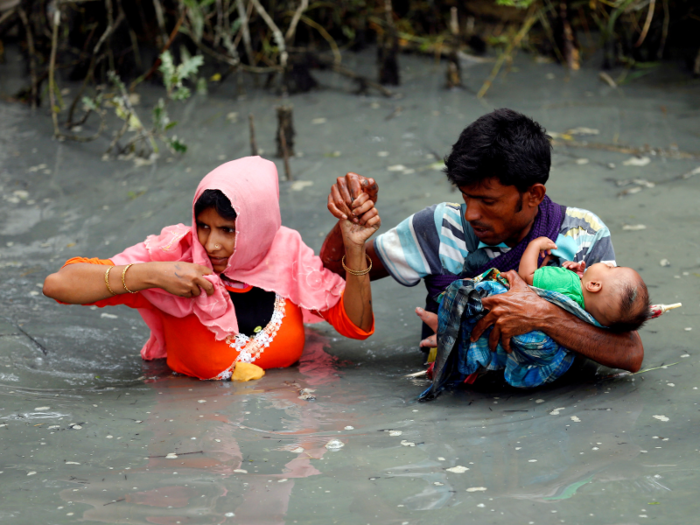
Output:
[496, 0, 537, 8]
[106, 51, 203, 158]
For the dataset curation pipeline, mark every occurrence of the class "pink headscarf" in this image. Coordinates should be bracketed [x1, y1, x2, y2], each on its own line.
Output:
[111, 157, 346, 359]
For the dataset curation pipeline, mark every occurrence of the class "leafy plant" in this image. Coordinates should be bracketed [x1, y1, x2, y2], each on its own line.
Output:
[105, 50, 204, 158]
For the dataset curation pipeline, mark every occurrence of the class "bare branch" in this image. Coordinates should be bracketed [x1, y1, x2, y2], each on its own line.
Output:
[285, 0, 308, 43]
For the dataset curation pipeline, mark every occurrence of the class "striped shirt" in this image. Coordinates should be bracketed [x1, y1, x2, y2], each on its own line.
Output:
[374, 202, 616, 287]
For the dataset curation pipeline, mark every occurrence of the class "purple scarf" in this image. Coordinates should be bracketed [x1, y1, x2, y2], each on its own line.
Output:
[424, 196, 565, 302]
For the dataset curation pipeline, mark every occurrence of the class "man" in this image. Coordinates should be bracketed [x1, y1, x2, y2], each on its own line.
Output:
[321, 108, 643, 373]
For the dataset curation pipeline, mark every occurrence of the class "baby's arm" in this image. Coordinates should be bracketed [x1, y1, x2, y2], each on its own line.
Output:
[518, 237, 558, 285]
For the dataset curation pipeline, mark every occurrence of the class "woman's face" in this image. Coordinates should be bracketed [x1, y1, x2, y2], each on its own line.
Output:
[196, 207, 237, 273]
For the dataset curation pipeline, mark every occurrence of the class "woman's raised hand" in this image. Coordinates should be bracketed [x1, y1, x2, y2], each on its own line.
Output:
[150, 261, 215, 297]
[338, 193, 381, 247]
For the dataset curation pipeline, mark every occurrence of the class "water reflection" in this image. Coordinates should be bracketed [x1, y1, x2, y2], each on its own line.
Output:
[60, 330, 348, 524]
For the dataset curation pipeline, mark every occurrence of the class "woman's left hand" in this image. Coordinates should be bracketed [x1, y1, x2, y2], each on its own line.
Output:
[338, 193, 381, 247]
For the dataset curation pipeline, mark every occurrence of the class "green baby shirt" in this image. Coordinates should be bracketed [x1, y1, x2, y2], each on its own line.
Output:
[532, 266, 585, 308]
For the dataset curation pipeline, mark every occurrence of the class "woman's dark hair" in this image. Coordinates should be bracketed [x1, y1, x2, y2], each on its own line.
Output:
[194, 189, 237, 221]
[444, 108, 552, 192]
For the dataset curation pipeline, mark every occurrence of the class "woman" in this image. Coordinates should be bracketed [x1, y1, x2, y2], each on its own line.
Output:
[43, 157, 380, 380]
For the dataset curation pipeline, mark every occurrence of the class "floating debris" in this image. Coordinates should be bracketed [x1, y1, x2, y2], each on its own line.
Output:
[34, 406, 50, 411]
[466, 487, 487, 492]
[387, 164, 407, 172]
[377, 151, 389, 157]
[27, 471, 37, 476]
[433, 481, 444, 486]
[233, 469, 248, 474]
[225, 512, 235, 517]
[570, 416, 581, 423]
[226, 112, 239, 122]
[344, 426, 355, 431]
[667, 383, 676, 387]
[653, 415, 670, 422]
[567, 127, 600, 136]
[575, 158, 589, 165]
[623, 156, 651, 167]
[65, 462, 80, 465]
[660, 259, 671, 267]
[290, 181, 313, 191]
[685, 327, 692, 331]
[290, 447, 304, 454]
[623, 224, 647, 231]
[298, 388, 316, 401]
[388, 430, 403, 437]
[446, 465, 469, 473]
[528, 459, 538, 463]
[100, 313, 118, 319]
[71, 424, 82, 430]
[535, 399, 545, 404]
[165, 453, 178, 459]
[400, 440, 416, 447]
[311, 118, 327, 124]
[278, 479, 288, 483]
[549, 407, 566, 416]
[599, 71, 617, 88]
[325, 439, 345, 450]
[197, 399, 207, 404]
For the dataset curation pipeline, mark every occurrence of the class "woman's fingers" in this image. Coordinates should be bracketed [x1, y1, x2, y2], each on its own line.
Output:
[194, 276, 215, 296]
[329, 184, 355, 221]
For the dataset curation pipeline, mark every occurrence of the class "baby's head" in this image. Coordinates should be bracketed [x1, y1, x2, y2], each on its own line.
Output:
[581, 263, 650, 332]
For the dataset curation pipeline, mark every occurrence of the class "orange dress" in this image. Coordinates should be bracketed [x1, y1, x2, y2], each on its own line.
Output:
[63, 258, 373, 379]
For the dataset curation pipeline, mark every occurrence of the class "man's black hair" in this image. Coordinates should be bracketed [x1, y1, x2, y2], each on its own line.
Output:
[608, 277, 650, 333]
[444, 108, 552, 192]
[194, 189, 237, 221]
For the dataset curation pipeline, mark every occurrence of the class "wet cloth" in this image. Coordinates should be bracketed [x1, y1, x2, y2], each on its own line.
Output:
[533, 266, 585, 309]
[108, 157, 347, 360]
[62, 258, 373, 379]
[419, 270, 602, 400]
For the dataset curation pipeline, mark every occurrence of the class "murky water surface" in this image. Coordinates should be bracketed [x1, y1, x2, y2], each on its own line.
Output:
[2, 47, 700, 524]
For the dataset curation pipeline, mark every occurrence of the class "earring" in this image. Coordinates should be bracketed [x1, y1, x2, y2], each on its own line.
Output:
[214, 244, 221, 249]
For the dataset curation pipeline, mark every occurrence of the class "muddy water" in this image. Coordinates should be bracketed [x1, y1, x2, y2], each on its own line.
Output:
[1, 47, 700, 524]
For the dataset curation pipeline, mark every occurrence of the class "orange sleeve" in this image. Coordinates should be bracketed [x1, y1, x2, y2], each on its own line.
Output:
[318, 291, 374, 340]
[61, 257, 151, 309]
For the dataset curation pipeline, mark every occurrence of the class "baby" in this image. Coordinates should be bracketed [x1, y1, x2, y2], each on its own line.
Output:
[519, 237, 650, 332]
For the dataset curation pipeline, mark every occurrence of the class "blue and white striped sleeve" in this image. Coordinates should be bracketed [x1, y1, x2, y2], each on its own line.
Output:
[559, 207, 616, 266]
[374, 204, 444, 286]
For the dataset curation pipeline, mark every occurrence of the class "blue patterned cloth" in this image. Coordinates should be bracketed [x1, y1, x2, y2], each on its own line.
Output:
[419, 271, 602, 400]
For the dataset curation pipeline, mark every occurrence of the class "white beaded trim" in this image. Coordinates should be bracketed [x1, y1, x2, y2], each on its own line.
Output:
[211, 294, 286, 380]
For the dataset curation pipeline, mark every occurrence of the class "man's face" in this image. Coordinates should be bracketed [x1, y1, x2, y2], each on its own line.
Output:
[459, 178, 541, 247]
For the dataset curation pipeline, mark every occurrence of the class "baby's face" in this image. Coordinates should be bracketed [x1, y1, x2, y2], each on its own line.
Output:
[583, 263, 641, 326]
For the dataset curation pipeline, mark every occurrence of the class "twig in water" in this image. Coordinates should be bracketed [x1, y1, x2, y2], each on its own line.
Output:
[635, 0, 656, 47]
[248, 113, 258, 156]
[48, 9, 62, 137]
[235, 0, 255, 67]
[477, 7, 538, 99]
[279, 127, 292, 181]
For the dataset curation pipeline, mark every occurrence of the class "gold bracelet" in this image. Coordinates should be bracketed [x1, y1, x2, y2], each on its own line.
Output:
[121, 263, 137, 294]
[341, 254, 372, 276]
[104, 266, 116, 296]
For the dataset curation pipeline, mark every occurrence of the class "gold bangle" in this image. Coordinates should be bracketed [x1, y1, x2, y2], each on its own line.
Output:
[121, 263, 137, 294]
[341, 254, 372, 276]
[104, 266, 116, 296]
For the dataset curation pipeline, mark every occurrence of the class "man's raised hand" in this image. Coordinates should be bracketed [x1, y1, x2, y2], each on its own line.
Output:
[327, 173, 378, 223]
